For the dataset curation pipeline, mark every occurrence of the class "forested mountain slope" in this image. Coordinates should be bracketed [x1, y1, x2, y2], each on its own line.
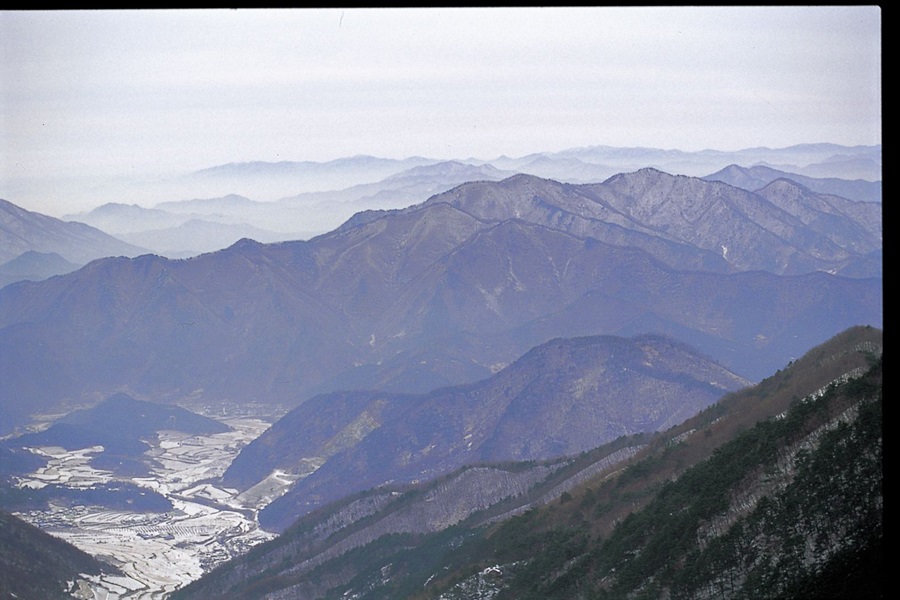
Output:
[0, 510, 119, 599]
[174, 326, 881, 600]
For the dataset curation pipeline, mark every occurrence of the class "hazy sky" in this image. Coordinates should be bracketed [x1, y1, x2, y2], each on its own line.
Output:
[0, 7, 882, 212]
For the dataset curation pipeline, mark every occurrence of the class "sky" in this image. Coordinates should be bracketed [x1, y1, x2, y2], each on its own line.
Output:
[0, 7, 882, 216]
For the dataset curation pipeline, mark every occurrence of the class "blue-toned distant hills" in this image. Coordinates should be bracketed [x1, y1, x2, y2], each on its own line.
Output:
[0, 198, 146, 266]
[0, 167, 881, 436]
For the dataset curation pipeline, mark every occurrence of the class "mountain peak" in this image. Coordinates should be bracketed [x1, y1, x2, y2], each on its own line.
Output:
[1, 198, 148, 265]
[509, 171, 554, 182]
[246, 331, 750, 529]
[227, 237, 265, 252]
[759, 177, 813, 194]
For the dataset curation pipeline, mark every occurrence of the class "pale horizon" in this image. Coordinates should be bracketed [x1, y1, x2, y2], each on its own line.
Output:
[1, 7, 882, 216]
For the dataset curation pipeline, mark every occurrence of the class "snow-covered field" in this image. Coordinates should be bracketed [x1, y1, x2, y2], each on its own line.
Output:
[14, 416, 277, 599]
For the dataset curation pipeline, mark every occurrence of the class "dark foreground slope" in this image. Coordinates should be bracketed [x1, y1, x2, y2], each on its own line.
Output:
[0, 510, 119, 600]
[173, 326, 881, 600]
[473, 347, 882, 600]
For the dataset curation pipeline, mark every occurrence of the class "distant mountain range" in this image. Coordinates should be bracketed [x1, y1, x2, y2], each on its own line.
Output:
[487, 142, 881, 183]
[184, 155, 440, 193]
[43, 143, 879, 258]
[62, 196, 309, 259]
[0, 198, 146, 266]
[0, 169, 882, 435]
[64, 161, 515, 257]
[0, 250, 81, 289]
[704, 164, 881, 203]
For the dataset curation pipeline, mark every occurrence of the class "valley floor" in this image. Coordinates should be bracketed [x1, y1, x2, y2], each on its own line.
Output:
[13, 415, 280, 599]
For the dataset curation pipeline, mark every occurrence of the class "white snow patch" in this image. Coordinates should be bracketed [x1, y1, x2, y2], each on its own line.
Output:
[14, 415, 276, 599]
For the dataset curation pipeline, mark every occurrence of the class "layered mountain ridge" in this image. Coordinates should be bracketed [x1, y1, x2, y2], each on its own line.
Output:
[704, 163, 881, 203]
[172, 326, 882, 600]
[0, 169, 882, 435]
[0, 198, 147, 266]
[222, 332, 750, 531]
